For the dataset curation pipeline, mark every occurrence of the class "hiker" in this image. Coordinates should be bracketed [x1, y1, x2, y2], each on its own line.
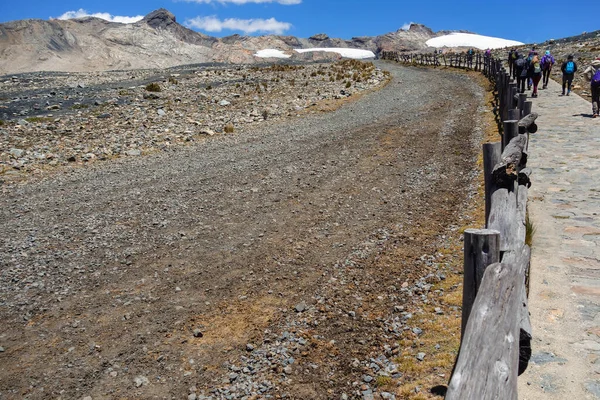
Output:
[541, 50, 555, 89]
[511, 49, 520, 79]
[515, 53, 528, 93]
[583, 57, 600, 117]
[508, 49, 515, 76]
[526, 51, 535, 90]
[529, 52, 543, 97]
[561, 54, 577, 96]
[467, 48, 474, 68]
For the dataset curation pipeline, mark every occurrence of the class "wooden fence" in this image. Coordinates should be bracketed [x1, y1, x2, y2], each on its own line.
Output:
[381, 52, 537, 399]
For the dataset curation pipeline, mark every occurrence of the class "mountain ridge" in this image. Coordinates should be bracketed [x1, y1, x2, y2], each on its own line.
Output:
[0, 8, 445, 75]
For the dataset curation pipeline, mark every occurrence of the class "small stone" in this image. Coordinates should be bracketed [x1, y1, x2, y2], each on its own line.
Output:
[416, 352, 426, 361]
[0, 347, 4, 352]
[193, 329, 203, 338]
[363, 374, 373, 383]
[17, 119, 29, 126]
[246, 343, 254, 352]
[228, 372, 239, 382]
[175, 286, 182, 292]
[219, 100, 231, 106]
[97, 113, 111, 119]
[9, 148, 25, 158]
[199, 128, 215, 136]
[283, 365, 293, 374]
[412, 327, 423, 335]
[295, 303, 306, 313]
[83, 397, 93, 400]
[157, 109, 166, 116]
[134, 375, 149, 387]
[188, 394, 197, 400]
[125, 149, 141, 156]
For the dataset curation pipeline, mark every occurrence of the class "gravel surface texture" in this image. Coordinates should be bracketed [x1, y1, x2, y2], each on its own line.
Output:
[0, 61, 485, 399]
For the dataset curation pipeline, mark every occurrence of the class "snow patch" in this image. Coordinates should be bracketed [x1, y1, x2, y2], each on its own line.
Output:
[426, 33, 523, 50]
[254, 49, 292, 58]
[294, 48, 375, 59]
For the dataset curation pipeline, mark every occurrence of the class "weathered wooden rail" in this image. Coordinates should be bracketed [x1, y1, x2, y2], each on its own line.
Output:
[382, 52, 537, 399]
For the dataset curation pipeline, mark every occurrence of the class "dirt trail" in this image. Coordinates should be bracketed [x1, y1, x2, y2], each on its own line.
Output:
[0, 62, 485, 399]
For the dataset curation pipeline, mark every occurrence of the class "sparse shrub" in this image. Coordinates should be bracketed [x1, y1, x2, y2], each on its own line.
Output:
[72, 104, 89, 110]
[375, 376, 392, 387]
[0, 120, 4, 126]
[145, 82, 162, 92]
[168, 77, 179, 85]
[310, 71, 317, 77]
[224, 123, 235, 133]
[289, 78, 295, 86]
[262, 110, 268, 120]
[118, 89, 130, 96]
[206, 85, 212, 90]
[345, 81, 352, 88]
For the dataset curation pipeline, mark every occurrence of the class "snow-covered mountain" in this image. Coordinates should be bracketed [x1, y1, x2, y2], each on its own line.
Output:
[0, 10, 521, 75]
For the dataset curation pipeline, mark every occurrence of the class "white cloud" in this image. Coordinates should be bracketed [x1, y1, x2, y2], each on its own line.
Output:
[183, 0, 301, 4]
[186, 16, 291, 34]
[54, 9, 144, 24]
[400, 22, 414, 31]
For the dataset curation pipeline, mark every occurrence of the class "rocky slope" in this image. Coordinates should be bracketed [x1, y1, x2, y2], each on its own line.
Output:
[0, 8, 438, 75]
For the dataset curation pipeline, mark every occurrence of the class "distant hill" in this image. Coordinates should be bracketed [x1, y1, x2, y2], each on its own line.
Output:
[0, 8, 474, 75]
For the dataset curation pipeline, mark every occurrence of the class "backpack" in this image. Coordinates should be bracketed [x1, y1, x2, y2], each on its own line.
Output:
[515, 58, 525, 68]
[542, 55, 553, 70]
[511, 51, 517, 60]
[565, 61, 575, 74]
[533, 61, 542, 74]
[592, 69, 600, 85]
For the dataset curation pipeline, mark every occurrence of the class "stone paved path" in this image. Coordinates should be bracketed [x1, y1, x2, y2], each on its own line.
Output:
[518, 78, 600, 399]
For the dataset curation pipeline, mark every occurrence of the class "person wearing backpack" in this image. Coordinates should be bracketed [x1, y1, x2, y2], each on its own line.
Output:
[561, 55, 577, 96]
[529, 52, 543, 97]
[524, 51, 534, 90]
[511, 50, 520, 79]
[508, 49, 515, 76]
[583, 57, 600, 117]
[541, 50, 555, 89]
[514, 53, 529, 93]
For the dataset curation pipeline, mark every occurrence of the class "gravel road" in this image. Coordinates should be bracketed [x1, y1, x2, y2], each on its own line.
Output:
[0, 61, 485, 399]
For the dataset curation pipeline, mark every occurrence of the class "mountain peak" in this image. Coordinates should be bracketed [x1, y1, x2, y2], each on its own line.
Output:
[141, 8, 177, 29]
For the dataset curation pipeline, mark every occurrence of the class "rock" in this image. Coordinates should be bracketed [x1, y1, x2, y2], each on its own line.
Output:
[412, 327, 423, 335]
[9, 148, 25, 158]
[46, 105, 61, 110]
[17, 119, 29, 126]
[380, 392, 396, 400]
[97, 113, 111, 119]
[83, 397, 93, 400]
[134, 375, 149, 387]
[219, 100, 231, 106]
[188, 394, 197, 400]
[157, 109, 166, 116]
[199, 128, 216, 136]
[193, 329, 203, 338]
[0, 347, 4, 352]
[283, 365, 293, 374]
[416, 352, 426, 361]
[246, 343, 254, 352]
[295, 302, 306, 313]
[124, 149, 141, 156]
[363, 375, 373, 383]
[228, 372, 239, 382]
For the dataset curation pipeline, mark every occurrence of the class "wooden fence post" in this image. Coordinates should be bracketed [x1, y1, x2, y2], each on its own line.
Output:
[462, 229, 501, 338]
[502, 120, 519, 150]
[522, 100, 532, 117]
[483, 142, 502, 225]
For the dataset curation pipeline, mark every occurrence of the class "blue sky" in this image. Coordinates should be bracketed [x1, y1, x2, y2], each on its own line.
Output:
[0, 0, 596, 45]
